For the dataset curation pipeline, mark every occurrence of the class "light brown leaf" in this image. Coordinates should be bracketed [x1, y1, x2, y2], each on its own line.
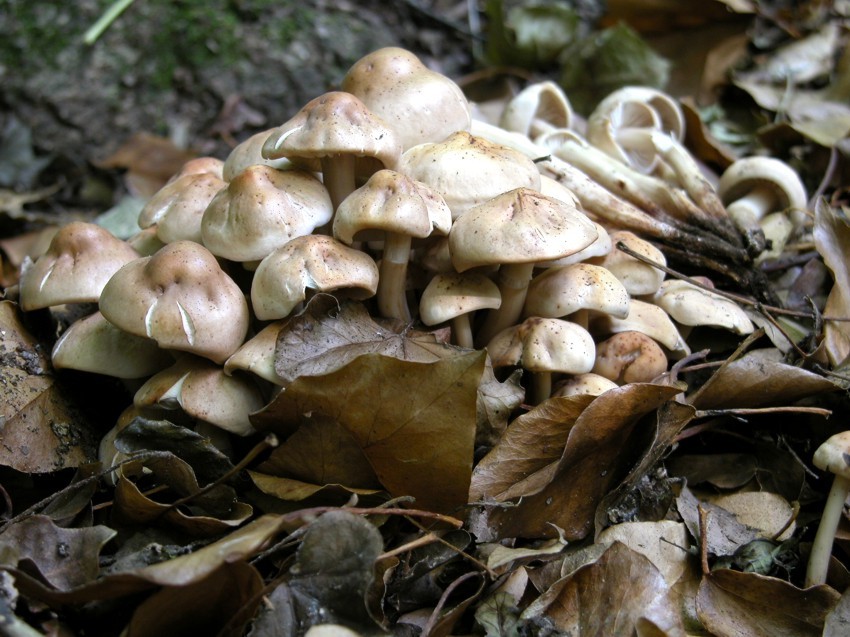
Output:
[689, 348, 838, 410]
[0, 300, 98, 473]
[257, 351, 485, 513]
[814, 200, 850, 367]
[696, 569, 840, 637]
[522, 542, 685, 636]
[484, 383, 681, 540]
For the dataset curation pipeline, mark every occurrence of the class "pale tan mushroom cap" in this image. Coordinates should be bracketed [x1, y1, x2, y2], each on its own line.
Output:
[592, 331, 668, 384]
[224, 320, 287, 385]
[525, 263, 630, 320]
[251, 235, 379, 321]
[419, 272, 501, 325]
[261, 91, 402, 171]
[99, 240, 249, 364]
[592, 230, 666, 296]
[653, 279, 754, 335]
[333, 169, 452, 244]
[51, 311, 172, 379]
[449, 187, 598, 272]
[813, 431, 850, 478]
[19, 221, 140, 311]
[593, 299, 688, 354]
[487, 317, 596, 374]
[223, 129, 294, 181]
[134, 357, 263, 436]
[499, 81, 572, 138]
[201, 165, 332, 263]
[341, 47, 472, 150]
[717, 156, 807, 212]
[397, 131, 542, 219]
[552, 373, 618, 398]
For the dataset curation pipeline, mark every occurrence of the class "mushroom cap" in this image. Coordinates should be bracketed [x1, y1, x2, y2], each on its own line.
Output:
[449, 187, 598, 272]
[261, 91, 402, 173]
[590, 230, 666, 296]
[134, 357, 263, 436]
[341, 47, 472, 150]
[224, 320, 287, 385]
[525, 263, 630, 320]
[552, 372, 618, 398]
[813, 431, 850, 478]
[138, 158, 226, 245]
[397, 131, 542, 219]
[487, 317, 596, 375]
[51, 311, 173, 379]
[592, 298, 688, 354]
[223, 129, 294, 181]
[251, 234, 379, 321]
[652, 279, 754, 335]
[333, 169, 452, 244]
[419, 272, 501, 325]
[126, 226, 166, 257]
[717, 156, 807, 212]
[201, 165, 333, 263]
[19, 221, 140, 311]
[592, 331, 668, 384]
[99, 240, 249, 364]
[537, 222, 612, 268]
[499, 81, 572, 138]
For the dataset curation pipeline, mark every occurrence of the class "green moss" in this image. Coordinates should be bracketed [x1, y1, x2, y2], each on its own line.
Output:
[0, 2, 79, 69]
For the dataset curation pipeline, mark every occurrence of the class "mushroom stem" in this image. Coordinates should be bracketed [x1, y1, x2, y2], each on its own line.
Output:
[726, 184, 777, 229]
[451, 314, 474, 349]
[476, 262, 534, 348]
[376, 231, 412, 322]
[321, 154, 356, 212]
[804, 473, 850, 587]
[531, 370, 553, 405]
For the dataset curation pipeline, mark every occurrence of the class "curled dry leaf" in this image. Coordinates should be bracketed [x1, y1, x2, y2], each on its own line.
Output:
[255, 350, 485, 513]
[697, 568, 840, 637]
[813, 198, 850, 368]
[0, 300, 98, 473]
[522, 542, 686, 636]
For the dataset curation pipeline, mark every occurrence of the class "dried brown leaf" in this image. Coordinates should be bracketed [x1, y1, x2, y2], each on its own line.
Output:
[814, 199, 850, 367]
[469, 394, 593, 502]
[689, 348, 838, 410]
[696, 569, 840, 636]
[523, 541, 685, 636]
[257, 351, 485, 513]
[95, 132, 196, 197]
[0, 301, 98, 473]
[484, 383, 681, 540]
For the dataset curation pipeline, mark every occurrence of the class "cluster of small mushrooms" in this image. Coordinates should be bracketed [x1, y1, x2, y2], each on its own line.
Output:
[14, 48, 809, 487]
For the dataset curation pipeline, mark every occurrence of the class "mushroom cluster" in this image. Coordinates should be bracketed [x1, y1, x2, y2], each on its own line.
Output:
[16, 47, 786, 473]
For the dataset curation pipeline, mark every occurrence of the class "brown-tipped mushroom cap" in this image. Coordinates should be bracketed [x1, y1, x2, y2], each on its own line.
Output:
[450, 187, 598, 345]
[334, 169, 452, 320]
[261, 91, 402, 210]
[590, 230, 666, 296]
[341, 47, 472, 150]
[138, 157, 226, 245]
[397, 131, 541, 220]
[134, 356, 263, 436]
[251, 234, 379, 321]
[19, 221, 140, 311]
[51, 311, 172, 379]
[223, 129, 294, 181]
[201, 165, 332, 263]
[592, 331, 668, 384]
[652, 279, 754, 335]
[99, 240, 249, 364]
[524, 263, 630, 322]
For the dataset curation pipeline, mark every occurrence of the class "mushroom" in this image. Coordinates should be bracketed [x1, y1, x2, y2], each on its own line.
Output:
[250, 234, 379, 321]
[592, 331, 668, 384]
[524, 263, 630, 329]
[592, 299, 688, 356]
[499, 80, 572, 139]
[333, 169, 451, 321]
[99, 240, 249, 364]
[418, 272, 501, 349]
[396, 130, 541, 220]
[51, 311, 172, 379]
[590, 230, 666, 297]
[487, 317, 596, 404]
[224, 320, 288, 386]
[261, 91, 402, 211]
[552, 373, 618, 398]
[222, 129, 293, 181]
[805, 431, 850, 587]
[19, 221, 140, 311]
[137, 157, 226, 245]
[200, 165, 332, 264]
[134, 356, 264, 437]
[341, 46, 472, 151]
[448, 187, 598, 346]
[717, 156, 807, 256]
[652, 279, 754, 336]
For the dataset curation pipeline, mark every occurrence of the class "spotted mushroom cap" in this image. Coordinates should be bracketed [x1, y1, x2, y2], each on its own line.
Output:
[487, 317, 596, 375]
[524, 263, 630, 320]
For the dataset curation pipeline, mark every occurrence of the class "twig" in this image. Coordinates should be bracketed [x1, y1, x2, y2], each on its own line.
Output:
[83, 0, 137, 45]
[694, 406, 832, 419]
[421, 571, 482, 637]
